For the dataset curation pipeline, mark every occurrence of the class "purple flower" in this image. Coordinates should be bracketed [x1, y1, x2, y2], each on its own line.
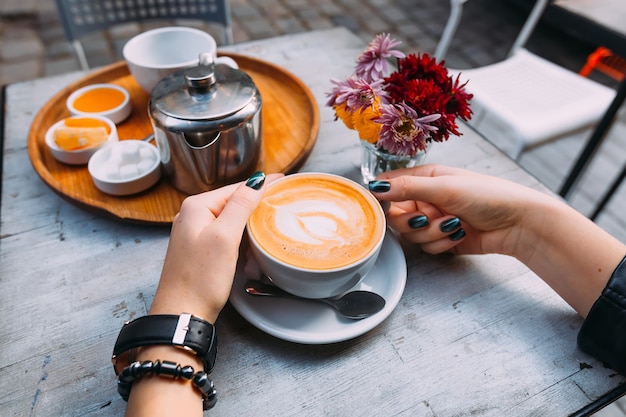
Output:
[355, 33, 406, 82]
[374, 103, 441, 156]
[325, 76, 386, 111]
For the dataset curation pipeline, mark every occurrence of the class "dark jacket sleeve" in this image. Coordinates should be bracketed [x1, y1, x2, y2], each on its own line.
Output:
[577, 255, 626, 375]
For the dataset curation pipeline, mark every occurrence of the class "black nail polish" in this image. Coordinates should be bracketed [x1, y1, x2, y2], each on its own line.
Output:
[449, 228, 466, 241]
[440, 217, 461, 233]
[408, 215, 429, 229]
[368, 180, 391, 193]
[245, 171, 265, 190]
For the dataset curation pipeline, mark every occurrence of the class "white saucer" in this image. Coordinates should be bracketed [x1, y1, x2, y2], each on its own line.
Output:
[229, 232, 407, 344]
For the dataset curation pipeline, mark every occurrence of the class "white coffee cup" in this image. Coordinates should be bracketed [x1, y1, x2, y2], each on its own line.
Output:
[123, 26, 237, 93]
[247, 172, 387, 299]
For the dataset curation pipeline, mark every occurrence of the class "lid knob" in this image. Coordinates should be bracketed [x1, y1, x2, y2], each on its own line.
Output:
[184, 52, 216, 90]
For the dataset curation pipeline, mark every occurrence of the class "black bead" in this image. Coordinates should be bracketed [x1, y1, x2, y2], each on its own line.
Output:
[193, 372, 214, 393]
[117, 379, 131, 401]
[203, 393, 218, 410]
[203, 382, 218, 410]
[119, 366, 135, 383]
[181, 365, 195, 380]
[129, 361, 143, 378]
[140, 360, 154, 375]
[159, 360, 179, 378]
[152, 360, 162, 374]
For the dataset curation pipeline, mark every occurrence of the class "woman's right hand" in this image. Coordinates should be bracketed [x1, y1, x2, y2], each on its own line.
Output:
[369, 164, 626, 317]
[369, 164, 551, 258]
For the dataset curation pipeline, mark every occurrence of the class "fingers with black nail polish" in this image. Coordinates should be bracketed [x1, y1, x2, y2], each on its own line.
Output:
[245, 171, 266, 190]
[449, 228, 466, 241]
[440, 217, 461, 233]
[408, 215, 429, 229]
[368, 180, 391, 193]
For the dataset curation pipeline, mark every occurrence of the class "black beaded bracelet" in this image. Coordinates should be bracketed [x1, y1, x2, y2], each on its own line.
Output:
[117, 360, 217, 410]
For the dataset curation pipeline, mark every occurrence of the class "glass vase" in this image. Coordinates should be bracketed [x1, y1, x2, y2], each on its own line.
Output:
[360, 140, 428, 184]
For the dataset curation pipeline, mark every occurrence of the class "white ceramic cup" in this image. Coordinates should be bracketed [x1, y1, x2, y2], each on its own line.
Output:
[247, 172, 387, 299]
[122, 26, 237, 93]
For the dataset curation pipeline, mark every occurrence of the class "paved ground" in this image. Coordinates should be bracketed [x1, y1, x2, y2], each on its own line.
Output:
[1, 0, 625, 413]
[0, 0, 597, 83]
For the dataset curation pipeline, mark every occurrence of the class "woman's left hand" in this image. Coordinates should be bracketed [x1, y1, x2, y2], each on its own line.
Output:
[150, 172, 283, 323]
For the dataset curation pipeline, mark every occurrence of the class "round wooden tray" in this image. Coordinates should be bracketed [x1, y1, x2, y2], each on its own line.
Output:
[27, 53, 320, 225]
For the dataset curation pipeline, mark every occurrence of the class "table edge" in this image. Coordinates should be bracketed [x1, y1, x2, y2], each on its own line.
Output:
[1, 83, 6, 210]
[571, 383, 626, 417]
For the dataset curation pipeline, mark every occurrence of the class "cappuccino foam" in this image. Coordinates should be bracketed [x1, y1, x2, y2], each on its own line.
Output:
[249, 174, 384, 270]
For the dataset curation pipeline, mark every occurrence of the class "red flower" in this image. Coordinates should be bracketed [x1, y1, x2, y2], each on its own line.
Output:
[447, 74, 473, 121]
[384, 53, 473, 144]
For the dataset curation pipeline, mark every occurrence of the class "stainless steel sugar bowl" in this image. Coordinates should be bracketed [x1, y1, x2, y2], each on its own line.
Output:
[149, 53, 262, 195]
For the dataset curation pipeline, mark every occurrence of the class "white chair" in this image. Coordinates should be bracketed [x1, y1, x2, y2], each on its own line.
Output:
[55, 0, 234, 71]
[435, 0, 616, 160]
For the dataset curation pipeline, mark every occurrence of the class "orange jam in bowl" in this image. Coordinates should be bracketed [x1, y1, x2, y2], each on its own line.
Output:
[66, 83, 132, 124]
[45, 115, 119, 165]
[73, 87, 126, 112]
[54, 117, 112, 151]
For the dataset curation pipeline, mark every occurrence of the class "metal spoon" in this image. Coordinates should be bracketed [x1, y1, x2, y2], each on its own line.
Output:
[244, 279, 386, 320]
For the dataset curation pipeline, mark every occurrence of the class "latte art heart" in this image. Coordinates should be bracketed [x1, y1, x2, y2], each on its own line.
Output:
[249, 174, 384, 270]
[273, 196, 357, 246]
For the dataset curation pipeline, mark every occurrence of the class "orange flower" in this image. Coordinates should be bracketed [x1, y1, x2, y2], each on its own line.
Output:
[353, 101, 382, 144]
[334, 102, 355, 129]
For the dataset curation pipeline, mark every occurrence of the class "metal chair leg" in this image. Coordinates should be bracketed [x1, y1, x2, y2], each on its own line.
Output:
[434, 0, 467, 61]
[72, 40, 90, 71]
[559, 77, 626, 198]
[590, 162, 626, 221]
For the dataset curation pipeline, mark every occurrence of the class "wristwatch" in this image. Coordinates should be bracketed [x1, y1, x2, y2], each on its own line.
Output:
[112, 313, 217, 374]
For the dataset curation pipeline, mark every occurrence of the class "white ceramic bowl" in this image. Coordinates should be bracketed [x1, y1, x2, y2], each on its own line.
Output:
[45, 115, 118, 165]
[88, 140, 161, 196]
[66, 83, 132, 124]
[122, 26, 217, 93]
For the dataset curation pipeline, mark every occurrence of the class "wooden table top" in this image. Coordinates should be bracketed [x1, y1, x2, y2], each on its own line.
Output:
[1, 27, 624, 416]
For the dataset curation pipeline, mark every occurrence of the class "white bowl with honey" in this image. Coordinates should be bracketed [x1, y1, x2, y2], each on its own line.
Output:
[66, 83, 132, 124]
[45, 115, 119, 165]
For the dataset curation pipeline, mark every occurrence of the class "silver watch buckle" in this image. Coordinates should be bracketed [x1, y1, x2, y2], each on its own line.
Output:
[172, 313, 192, 346]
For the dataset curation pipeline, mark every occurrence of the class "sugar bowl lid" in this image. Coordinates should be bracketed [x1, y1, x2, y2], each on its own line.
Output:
[150, 53, 259, 122]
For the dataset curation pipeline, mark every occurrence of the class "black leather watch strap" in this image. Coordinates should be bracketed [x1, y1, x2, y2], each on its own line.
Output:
[112, 314, 217, 374]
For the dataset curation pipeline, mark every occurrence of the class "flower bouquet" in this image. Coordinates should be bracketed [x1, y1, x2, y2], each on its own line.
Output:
[326, 34, 473, 182]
